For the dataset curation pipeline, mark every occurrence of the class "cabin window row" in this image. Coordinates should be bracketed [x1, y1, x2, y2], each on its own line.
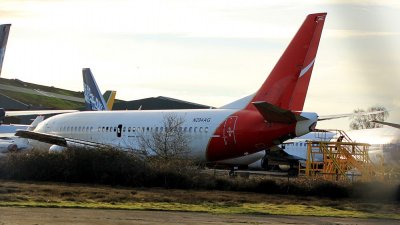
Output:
[59, 126, 210, 133]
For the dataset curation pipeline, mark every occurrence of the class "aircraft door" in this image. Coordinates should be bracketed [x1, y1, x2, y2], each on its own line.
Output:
[223, 116, 238, 146]
[117, 124, 122, 137]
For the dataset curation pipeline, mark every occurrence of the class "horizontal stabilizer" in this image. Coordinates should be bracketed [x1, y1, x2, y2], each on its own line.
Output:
[252, 101, 308, 124]
[371, 120, 400, 129]
[318, 110, 385, 121]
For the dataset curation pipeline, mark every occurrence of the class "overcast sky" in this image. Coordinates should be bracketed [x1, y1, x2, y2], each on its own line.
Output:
[1, 0, 399, 130]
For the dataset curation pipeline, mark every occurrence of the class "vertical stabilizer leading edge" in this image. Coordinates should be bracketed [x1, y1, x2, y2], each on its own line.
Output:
[0, 24, 11, 77]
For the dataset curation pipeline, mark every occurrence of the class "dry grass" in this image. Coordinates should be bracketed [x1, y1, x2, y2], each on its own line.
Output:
[0, 179, 399, 219]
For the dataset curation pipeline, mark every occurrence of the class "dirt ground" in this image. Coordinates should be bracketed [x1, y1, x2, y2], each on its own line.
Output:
[0, 207, 398, 225]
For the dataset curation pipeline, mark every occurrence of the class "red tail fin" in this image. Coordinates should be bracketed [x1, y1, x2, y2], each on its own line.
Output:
[246, 13, 326, 111]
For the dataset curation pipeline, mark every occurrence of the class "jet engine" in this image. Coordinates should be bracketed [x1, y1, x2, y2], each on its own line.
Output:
[0, 142, 18, 153]
[49, 145, 67, 152]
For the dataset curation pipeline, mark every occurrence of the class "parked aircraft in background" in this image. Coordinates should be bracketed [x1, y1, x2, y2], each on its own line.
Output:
[0, 68, 115, 153]
[249, 125, 400, 173]
[17, 13, 328, 165]
[0, 116, 43, 155]
[248, 131, 335, 172]
[0, 24, 11, 76]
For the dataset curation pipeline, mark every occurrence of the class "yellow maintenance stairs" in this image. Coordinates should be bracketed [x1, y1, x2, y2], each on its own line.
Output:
[299, 130, 384, 182]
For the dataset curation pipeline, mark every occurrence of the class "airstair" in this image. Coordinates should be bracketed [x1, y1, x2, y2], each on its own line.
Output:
[299, 130, 384, 182]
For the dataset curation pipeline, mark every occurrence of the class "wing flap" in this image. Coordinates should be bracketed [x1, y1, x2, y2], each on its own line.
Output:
[16, 130, 67, 146]
[252, 101, 307, 124]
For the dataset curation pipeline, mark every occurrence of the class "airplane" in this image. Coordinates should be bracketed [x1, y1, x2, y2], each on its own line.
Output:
[16, 13, 327, 166]
[0, 24, 11, 76]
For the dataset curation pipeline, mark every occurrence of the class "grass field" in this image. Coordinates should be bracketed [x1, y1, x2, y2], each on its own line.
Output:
[0, 89, 85, 109]
[0, 78, 83, 98]
[0, 180, 399, 219]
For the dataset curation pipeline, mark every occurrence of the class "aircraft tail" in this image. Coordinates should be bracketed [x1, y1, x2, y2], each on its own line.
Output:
[0, 24, 11, 77]
[27, 116, 45, 131]
[246, 13, 326, 111]
[82, 68, 108, 111]
[103, 90, 117, 110]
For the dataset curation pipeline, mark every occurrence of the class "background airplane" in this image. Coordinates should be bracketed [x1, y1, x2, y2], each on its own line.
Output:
[0, 68, 114, 153]
[17, 13, 327, 166]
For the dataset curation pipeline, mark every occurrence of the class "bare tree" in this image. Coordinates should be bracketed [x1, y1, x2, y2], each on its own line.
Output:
[349, 106, 389, 130]
[138, 113, 190, 160]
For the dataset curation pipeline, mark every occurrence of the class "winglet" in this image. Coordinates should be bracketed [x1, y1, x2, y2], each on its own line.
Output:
[82, 68, 108, 111]
[0, 24, 11, 77]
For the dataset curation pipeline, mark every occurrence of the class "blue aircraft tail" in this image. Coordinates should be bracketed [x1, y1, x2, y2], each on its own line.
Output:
[82, 68, 108, 111]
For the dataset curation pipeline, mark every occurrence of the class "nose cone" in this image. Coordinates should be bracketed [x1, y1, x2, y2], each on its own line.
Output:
[295, 112, 318, 137]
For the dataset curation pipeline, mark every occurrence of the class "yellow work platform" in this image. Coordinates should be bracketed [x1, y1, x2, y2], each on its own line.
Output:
[299, 130, 384, 182]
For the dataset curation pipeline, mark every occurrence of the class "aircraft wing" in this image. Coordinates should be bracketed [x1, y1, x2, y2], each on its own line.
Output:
[5, 110, 77, 117]
[15, 130, 110, 149]
[371, 120, 400, 129]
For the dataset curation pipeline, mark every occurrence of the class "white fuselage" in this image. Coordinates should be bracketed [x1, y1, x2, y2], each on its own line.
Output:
[33, 109, 237, 161]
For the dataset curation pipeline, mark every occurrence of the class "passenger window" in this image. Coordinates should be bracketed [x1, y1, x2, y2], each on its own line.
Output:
[199, 127, 203, 133]
[128, 127, 131, 132]
[205, 127, 208, 133]
[160, 127, 164, 132]
[123, 127, 126, 132]
[132, 127, 136, 132]
[102, 127, 105, 132]
[189, 127, 192, 133]
[184, 127, 187, 132]
[155, 127, 159, 132]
